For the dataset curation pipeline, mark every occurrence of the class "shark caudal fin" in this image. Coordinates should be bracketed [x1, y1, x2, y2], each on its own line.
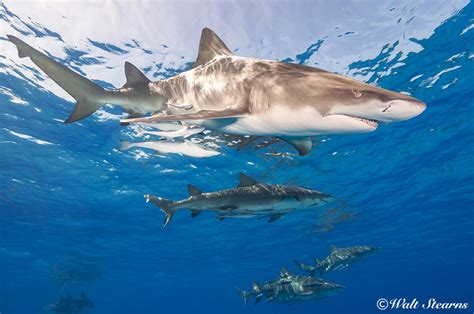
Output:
[7, 35, 107, 123]
[145, 194, 176, 227]
[236, 287, 250, 306]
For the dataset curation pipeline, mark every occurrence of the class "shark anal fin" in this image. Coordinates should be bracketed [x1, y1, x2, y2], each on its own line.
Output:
[278, 136, 312, 156]
[267, 213, 285, 223]
[238, 173, 259, 187]
[123, 61, 150, 88]
[121, 109, 246, 124]
[190, 210, 201, 218]
[187, 184, 203, 196]
[193, 28, 233, 69]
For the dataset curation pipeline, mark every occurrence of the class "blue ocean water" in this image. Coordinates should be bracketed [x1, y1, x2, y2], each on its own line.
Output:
[0, 2, 473, 314]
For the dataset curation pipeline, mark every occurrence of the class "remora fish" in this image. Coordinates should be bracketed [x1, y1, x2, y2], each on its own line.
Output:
[135, 123, 205, 139]
[120, 140, 220, 158]
[294, 245, 379, 276]
[8, 28, 426, 155]
[146, 173, 333, 227]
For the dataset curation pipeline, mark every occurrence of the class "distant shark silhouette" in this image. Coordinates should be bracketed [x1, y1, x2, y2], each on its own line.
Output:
[8, 28, 426, 155]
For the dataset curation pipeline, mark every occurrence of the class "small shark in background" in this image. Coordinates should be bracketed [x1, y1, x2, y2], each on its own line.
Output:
[294, 245, 379, 276]
[237, 267, 343, 305]
[145, 173, 333, 227]
[8, 27, 426, 156]
[45, 291, 94, 314]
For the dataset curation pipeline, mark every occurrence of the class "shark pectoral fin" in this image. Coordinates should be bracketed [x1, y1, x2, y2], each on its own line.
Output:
[120, 109, 246, 124]
[123, 62, 150, 88]
[254, 295, 263, 304]
[193, 28, 233, 68]
[267, 213, 285, 223]
[278, 136, 313, 156]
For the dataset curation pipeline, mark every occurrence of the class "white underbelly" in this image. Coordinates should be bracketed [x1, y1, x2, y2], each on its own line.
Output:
[201, 106, 376, 136]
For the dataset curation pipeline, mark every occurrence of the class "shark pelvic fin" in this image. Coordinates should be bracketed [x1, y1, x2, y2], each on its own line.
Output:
[123, 61, 150, 88]
[187, 184, 202, 196]
[193, 27, 233, 68]
[7, 35, 107, 124]
[120, 109, 246, 124]
[278, 136, 313, 156]
[238, 173, 259, 187]
[266, 213, 284, 223]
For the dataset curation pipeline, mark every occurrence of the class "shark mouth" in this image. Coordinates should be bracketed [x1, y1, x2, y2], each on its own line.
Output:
[344, 115, 379, 128]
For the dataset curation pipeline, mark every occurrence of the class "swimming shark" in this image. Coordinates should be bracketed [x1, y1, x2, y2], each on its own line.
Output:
[45, 291, 94, 314]
[8, 28, 426, 155]
[145, 173, 333, 227]
[237, 267, 343, 305]
[294, 245, 379, 276]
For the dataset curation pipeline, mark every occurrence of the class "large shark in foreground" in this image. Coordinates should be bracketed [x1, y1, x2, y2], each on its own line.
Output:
[294, 245, 379, 276]
[237, 267, 343, 305]
[8, 27, 426, 155]
[146, 173, 333, 227]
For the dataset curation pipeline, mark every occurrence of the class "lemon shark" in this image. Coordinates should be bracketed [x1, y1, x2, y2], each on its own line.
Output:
[7, 28, 426, 155]
[294, 245, 379, 276]
[237, 267, 344, 305]
[145, 173, 333, 227]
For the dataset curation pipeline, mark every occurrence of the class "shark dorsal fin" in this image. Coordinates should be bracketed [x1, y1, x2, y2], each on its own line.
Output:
[330, 245, 337, 253]
[238, 173, 259, 187]
[188, 184, 202, 196]
[251, 280, 260, 291]
[279, 267, 293, 278]
[193, 27, 233, 69]
[123, 61, 150, 88]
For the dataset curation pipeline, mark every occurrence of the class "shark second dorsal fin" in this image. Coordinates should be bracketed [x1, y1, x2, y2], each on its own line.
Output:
[279, 267, 293, 278]
[238, 173, 259, 187]
[123, 61, 150, 88]
[188, 184, 202, 196]
[193, 27, 233, 68]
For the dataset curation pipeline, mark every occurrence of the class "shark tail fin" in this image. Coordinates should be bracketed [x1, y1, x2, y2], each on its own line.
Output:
[236, 287, 250, 306]
[7, 35, 108, 123]
[145, 194, 176, 227]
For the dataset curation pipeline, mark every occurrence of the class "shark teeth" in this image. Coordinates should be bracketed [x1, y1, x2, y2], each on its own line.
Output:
[347, 115, 379, 128]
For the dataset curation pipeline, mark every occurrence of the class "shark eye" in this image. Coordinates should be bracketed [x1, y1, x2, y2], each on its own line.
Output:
[353, 90, 362, 98]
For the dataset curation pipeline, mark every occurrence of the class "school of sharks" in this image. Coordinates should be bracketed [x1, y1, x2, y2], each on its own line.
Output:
[8, 27, 425, 307]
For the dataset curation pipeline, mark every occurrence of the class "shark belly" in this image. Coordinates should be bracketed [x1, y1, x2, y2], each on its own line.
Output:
[199, 105, 377, 136]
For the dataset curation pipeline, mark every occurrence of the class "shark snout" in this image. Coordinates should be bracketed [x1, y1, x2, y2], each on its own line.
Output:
[381, 98, 426, 122]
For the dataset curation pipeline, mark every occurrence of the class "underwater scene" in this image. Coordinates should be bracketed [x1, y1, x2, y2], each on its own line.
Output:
[0, 1, 473, 313]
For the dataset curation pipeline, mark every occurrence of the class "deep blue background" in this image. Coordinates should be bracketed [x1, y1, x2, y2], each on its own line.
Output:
[0, 2, 473, 314]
